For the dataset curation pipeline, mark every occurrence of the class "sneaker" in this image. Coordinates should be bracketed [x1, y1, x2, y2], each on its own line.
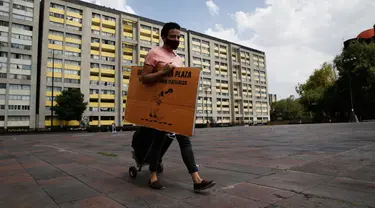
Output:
[194, 180, 216, 192]
[148, 179, 166, 190]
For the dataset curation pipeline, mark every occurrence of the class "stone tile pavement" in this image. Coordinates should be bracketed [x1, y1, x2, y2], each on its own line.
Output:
[1, 123, 375, 207]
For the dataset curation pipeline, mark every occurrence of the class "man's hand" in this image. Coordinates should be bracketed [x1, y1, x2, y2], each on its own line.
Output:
[162, 63, 176, 75]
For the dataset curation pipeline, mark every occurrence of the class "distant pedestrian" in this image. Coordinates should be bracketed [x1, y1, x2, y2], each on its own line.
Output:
[111, 123, 116, 133]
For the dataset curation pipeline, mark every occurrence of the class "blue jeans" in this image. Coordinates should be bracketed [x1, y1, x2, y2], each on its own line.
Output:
[148, 128, 199, 174]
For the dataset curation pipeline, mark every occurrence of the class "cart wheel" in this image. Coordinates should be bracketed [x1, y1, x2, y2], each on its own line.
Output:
[157, 163, 164, 173]
[129, 166, 138, 178]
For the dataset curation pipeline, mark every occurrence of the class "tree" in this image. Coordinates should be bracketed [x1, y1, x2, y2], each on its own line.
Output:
[54, 88, 88, 125]
[295, 62, 336, 121]
[332, 41, 375, 120]
[271, 95, 304, 121]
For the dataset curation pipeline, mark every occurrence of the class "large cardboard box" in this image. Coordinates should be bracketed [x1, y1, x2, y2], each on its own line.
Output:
[125, 66, 201, 136]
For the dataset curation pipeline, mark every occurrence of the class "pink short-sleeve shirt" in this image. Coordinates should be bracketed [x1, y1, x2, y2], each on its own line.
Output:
[144, 47, 184, 70]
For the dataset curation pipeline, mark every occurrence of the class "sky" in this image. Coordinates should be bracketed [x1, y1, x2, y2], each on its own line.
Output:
[81, 0, 375, 99]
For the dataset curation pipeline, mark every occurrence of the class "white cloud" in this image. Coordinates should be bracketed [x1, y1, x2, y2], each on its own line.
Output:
[80, 0, 136, 14]
[206, 0, 219, 16]
[205, 0, 375, 99]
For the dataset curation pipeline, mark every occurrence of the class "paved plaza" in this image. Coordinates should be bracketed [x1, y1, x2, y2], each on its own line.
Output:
[1, 123, 375, 208]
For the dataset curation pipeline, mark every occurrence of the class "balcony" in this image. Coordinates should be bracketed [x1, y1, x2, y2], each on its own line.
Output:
[65, 64, 80, 71]
[89, 94, 99, 99]
[67, 11, 82, 19]
[89, 102, 99, 107]
[101, 69, 115, 75]
[101, 103, 115, 108]
[101, 94, 115, 99]
[66, 20, 82, 27]
[48, 34, 63, 41]
[46, 91, 61, 96]
[101, 120, 115, 125]
[102, 20, 116, 27]
[91, 42, 100, 48]
[50, 7, 64, 14]
[123, 55, 132, 61]
[102, 44, 116, 51]
[140, 28, 151, 35]
[92, 17, 101, 24]
[65, 37, 81, 44]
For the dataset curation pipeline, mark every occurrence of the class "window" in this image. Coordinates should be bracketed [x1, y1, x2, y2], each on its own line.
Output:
[8, 105, 30, 111]
[0, 41, 8, 47]
[46, 77, 62, 82]
[102, 39, 115, 45]
[0, 83, 5, 88]
[101, 89, 115, 95]
[48, 49, 63, 55]
[13, 3, 34, 14]
[0, 21, 9, 27]
[64, 78, 80, 84]
[11, 53, 31, 60]
[12, 34, 32, 41]
[0, 31, 8, 38]
[8, 74, 30, 80]
[13, 14, 33, 22]
[66, 16, 82, 24]
[66, 25, 81, 31]
[101, 64, 115, 70]
[48, 39, 63, 45]
[47, 58, 62, 64]
[65, 33, 81, 40]
[90, 63, 99, 68]
[65, 60, 80, 66]
[8, 116, 29, 121]
[102, 15, 115, 22]
[50, 3, 64, 10]
[9, 84, 30, 90]
[8, 95, 30, 100]
[65, 42, 80, 49]
[10, 64, 31, 70]
[46, 86, 62, 92]
[67, 7, 82, 15]
[49, 30, 63, 37]
[11, 43, 32, 50]
[47, 68, 62, 73]
[49, 22, 64, 28]
[92, 13, 100, 19]
[64, 69, 79, 75]
[0, 52, 7, 58]
[65, 51, 80, 57]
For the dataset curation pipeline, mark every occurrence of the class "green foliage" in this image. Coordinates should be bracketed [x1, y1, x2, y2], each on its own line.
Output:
[54, 88, 87, 123]
[270, 96, 304, 121]
[295, 62, 336, 121]
[330, 41, 375, 120]
[294, 41, 375, 122]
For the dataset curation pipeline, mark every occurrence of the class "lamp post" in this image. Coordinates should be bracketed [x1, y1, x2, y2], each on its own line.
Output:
[51, 49, 55, 128]
[343, 57, 359, 123]
[203, 86, 210, 128]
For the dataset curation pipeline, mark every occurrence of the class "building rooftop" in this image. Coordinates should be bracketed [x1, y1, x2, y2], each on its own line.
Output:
[357, 27, 375, 39]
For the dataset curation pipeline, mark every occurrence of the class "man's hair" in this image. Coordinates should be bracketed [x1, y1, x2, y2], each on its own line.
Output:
[161, 22, 181, 38]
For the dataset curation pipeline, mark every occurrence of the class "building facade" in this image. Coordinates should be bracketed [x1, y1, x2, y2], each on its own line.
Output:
[1, 0, 269, 129]
[0, 0, 40, 129]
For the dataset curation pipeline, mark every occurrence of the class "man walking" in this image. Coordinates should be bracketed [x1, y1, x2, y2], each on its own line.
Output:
[140, 22, 216, 191]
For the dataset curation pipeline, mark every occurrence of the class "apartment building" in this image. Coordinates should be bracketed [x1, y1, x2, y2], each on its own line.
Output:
[1, 0, 268, 129]
[37, 0, 189, 128]
[189, 31, 269, 126]
[0, 0, 40, 129]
